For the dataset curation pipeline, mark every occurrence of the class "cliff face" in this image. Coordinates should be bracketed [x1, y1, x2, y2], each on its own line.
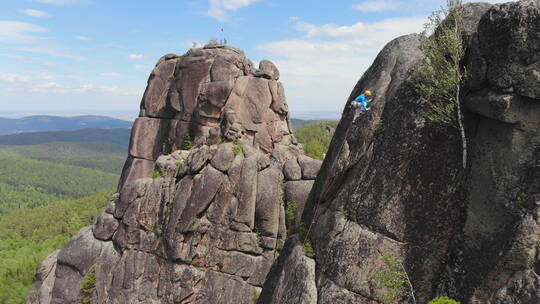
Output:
[259, 1, 540, 304]
[27, 45, 322, 304]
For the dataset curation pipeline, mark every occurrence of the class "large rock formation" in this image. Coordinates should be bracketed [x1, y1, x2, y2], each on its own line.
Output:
[259, 1, 540, 304]
[27, 45, 321, 304]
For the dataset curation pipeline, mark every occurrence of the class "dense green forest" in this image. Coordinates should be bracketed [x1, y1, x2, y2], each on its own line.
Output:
[0, 141, 127, 174]
[290, 118, 329, 130]
[0, 150, 119, 214]
[0, 131, 124, 303]
[295, 121, 338, 159]
[0, 191, 112, 304]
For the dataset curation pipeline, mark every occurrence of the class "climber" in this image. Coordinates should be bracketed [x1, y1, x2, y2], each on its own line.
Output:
[352, 90, 373, 121]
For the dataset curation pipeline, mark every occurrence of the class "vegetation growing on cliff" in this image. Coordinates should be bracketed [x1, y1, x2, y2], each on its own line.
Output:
[81, 265, 97, 303]
[373, 253, 416, 304]
[182, 133, 193, 150]
[411, 0, 468, 168]
[151, 169, 163, 179]
[285, 201, 298, 229]
[428, 296, 461, 304]
[233, 141, 246, 155]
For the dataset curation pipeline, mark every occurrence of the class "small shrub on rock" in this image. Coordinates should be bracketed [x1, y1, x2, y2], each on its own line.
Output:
[233, 141, 246, 156]
[81, 265, 96, 303]
[304, 239, 315, 259]
[182, 133, 193, 150]
[373, 253, 415, 304]
[253, 288, 261, 303]
[285, 201, 298, 228]
[151, 169, 162, 179]
[428, 296, 461, 304]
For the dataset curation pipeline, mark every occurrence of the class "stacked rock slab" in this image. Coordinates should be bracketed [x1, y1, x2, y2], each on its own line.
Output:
[26, 45, 322, 304]
[259, 1, 539, 304]
[119, 44, 296, 189]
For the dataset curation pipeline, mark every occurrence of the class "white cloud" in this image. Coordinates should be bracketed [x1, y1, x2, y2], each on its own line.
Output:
[70, 84, 143, 95]
[0, 73, 33, 83]
[38, 73, 58, 80]
[353, 1, 399, 12]
[0, 72, 141, 96]
[18, 9, 51, 18]
[74, 35, 90, 41]
[128, 54, 144, 60]
[34, 0, 87, 5]
[206, 0, 262, 21]
[0, 21, 47, 43]
[0, 53, 28, 61]
[14, 46, 88, 61]
[296, 21, 367, 38]
[258, 16, 426, 112]
[100, 72, 121, 77]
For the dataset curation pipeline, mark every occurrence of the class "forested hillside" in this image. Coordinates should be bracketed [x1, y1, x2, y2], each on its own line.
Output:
[0, 132, 123, 303]
[0, 141, 126, 174]
[0, 192, 112, 304]
[295, 121, 338, 159]
[0, 150, 119, 214]
[290, 118, 335, 130]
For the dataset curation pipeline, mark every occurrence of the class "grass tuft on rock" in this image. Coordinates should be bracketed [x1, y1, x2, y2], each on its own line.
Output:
[233, 141, 246, 156]
[253, 288, 261, 303]
[151, 169, 163, 179]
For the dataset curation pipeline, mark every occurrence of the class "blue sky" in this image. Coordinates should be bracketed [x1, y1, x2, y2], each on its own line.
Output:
[0, 0, 507, 119]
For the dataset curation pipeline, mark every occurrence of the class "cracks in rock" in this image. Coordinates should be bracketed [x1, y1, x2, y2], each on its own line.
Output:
[320, 274, 379, 303]
[129, 155, 156, 162]
[216, 246, 264, 258]
[57, 260, 85, 277]
[142, 114, 177, 120]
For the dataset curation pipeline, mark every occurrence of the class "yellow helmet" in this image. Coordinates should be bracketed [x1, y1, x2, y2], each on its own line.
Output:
[365, 90, 372, 96]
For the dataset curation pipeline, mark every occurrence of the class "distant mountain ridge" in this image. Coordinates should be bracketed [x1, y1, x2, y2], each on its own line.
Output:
[290, 118, 336, 130]
[0, 115, 133, 135]
[0, 128, 131, 146]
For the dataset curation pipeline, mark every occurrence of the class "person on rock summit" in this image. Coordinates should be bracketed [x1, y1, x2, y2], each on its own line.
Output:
[352, 90, 373, 121]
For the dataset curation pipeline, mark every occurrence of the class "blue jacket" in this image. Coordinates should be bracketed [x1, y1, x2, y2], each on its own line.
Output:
[354, 94, 369, 102]
[355, 94, 369, 103]
[354, 94, 371, 110]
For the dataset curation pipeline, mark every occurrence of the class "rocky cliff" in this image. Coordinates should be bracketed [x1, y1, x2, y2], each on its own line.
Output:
[27, 45, 322, 304]
[259, 1, 540, 303]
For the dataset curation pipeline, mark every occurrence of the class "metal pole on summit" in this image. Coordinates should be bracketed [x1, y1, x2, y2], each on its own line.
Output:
[220, 27, 225, 44]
